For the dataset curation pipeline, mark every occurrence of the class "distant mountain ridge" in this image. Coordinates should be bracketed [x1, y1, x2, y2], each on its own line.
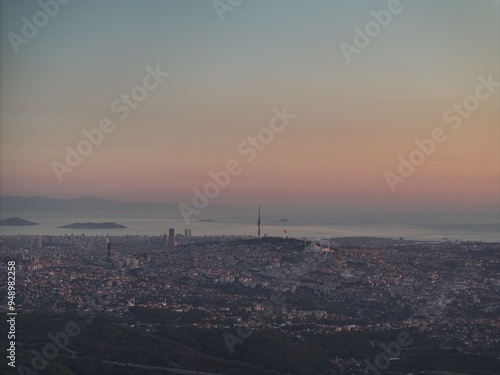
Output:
[0, 196, 176, 213]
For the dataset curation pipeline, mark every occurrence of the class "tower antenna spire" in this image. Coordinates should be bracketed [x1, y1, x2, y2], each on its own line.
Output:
[257, 205, 261, 238]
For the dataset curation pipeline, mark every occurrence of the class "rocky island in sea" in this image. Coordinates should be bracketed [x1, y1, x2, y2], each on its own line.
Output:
[0, 217, 38, 226]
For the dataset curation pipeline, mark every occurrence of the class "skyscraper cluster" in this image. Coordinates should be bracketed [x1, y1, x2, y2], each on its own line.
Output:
[163, 228, 192, 249]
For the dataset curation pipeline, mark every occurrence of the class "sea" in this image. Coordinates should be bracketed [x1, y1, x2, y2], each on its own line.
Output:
[0, 210, 498, 242]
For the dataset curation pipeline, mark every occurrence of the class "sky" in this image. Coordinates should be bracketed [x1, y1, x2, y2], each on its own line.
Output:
[0, 0, 499, 216]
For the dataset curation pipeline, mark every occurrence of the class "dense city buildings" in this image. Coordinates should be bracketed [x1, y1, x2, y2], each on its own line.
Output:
[168, 228, 175, 248]
[1, 234, 498, 375]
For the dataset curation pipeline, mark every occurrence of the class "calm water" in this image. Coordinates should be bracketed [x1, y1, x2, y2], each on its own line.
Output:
[1, 211, 498, 242]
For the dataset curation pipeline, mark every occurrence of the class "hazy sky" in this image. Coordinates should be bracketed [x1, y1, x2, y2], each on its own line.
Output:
[1, 0, 498, 214]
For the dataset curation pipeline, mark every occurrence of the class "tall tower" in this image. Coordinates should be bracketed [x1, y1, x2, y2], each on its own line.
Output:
[106, 237, 112, 262]
[168, 228, 175, 248]
[257, 205, 261, 238]
[162, 233, 167, 249]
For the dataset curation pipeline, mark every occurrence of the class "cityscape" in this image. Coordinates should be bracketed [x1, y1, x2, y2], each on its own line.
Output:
[0, 214, 499, 374]
[1, 0, 499, 374]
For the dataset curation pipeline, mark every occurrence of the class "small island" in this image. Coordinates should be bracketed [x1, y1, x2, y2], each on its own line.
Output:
[198, 219, 216, 222]
[0, 217, 38, 226]
[58, 222, 127, 229]
[275, 218, 288, 223]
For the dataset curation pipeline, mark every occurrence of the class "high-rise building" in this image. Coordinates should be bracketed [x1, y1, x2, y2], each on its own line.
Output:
[106, 238, 113, 260]
[162, 233, 167, 248]
[184, 229, 189, 238]
[188, 228, 192, 238]
[168, 228, 175, 248]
